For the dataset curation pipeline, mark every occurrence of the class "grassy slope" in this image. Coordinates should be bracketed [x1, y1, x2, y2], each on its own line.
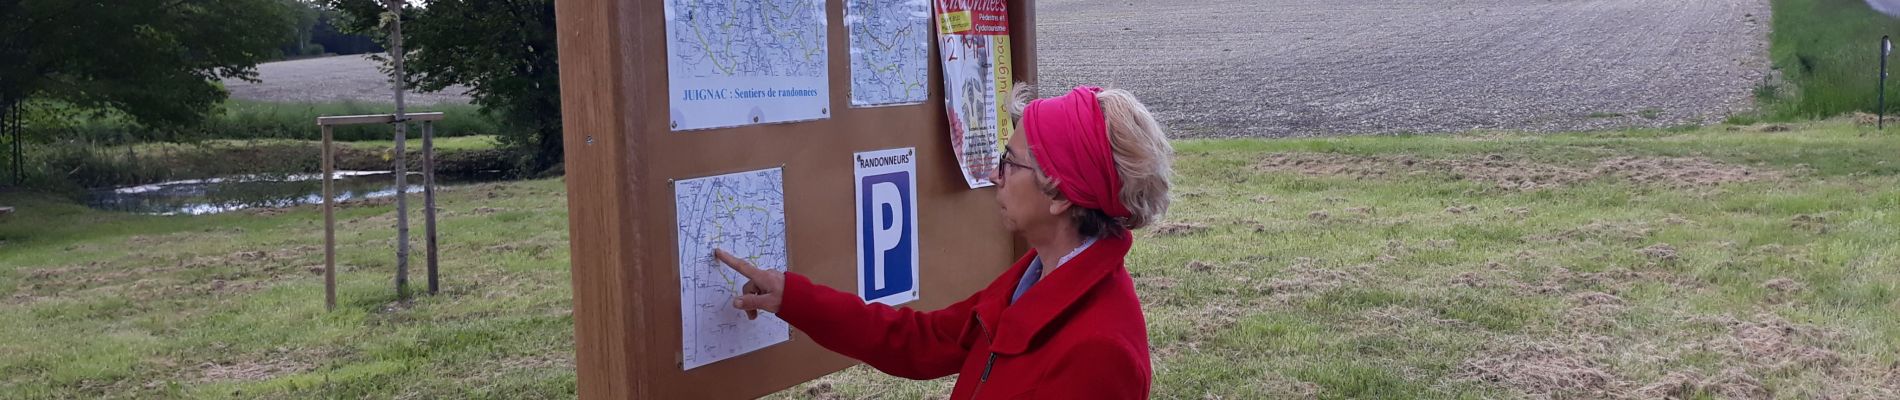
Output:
[3, 121, 1897, 399]
[1763, 0, 1900, 120]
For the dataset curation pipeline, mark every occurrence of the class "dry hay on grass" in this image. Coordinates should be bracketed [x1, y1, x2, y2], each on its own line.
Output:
[1150, 221, 1210, 237]
[1591, 156, 1774, 188]
[1634, 368, 1769, 400]
[1709, 314, 1843, 371]
[1562, 292, 1628, 330]
[1761, 277, 1804, 294]
[1528, 220, 1656, 244]
[1513, 266, 1700, 297]
[1852, 112, 1883, 126]
[1259, 258, 1367, 302]
[10, 244, 319, 304]
[1255, 153, 1780, 190]
[1454, 340, 1620, 398]
[198, 358, 312, 383]
[1637, 243, 1680, 262]
[1789, 214, 1830, 234]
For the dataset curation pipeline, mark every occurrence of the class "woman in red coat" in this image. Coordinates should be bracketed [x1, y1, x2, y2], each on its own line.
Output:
[715, 85, 1174, 399]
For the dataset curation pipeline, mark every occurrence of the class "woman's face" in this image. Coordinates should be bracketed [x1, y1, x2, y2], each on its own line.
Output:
[992, 132, 1061, 234]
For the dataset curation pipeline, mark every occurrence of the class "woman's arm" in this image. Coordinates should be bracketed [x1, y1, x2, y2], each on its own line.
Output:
[776, 273, 979, 380]
[714, 249, 978, 380]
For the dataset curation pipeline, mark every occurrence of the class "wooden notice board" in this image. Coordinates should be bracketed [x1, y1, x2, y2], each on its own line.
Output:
[555, 0, 1038, 398]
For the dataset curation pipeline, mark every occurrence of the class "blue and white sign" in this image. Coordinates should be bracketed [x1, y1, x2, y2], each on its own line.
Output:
[854, 148, 920, 305]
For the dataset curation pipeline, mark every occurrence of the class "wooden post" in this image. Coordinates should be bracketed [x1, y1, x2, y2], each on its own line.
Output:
[322, 125, 337, 311]
[316, 112, 447, 309]
[388, 0, 411, 298]
[1881, 35, 1890, 130]
[423, 121, 439, 295]
[8, 101, 20, 186]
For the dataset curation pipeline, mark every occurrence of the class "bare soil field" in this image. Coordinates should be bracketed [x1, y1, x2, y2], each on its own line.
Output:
[223, 55, 473, 105]
[233, 1, 1770, 138]
[1035, 0, 1772, 137]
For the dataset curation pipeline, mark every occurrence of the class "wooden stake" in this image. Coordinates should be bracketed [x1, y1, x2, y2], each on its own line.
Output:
[424, 122, 439, 295]
[322, 125, 337, 311]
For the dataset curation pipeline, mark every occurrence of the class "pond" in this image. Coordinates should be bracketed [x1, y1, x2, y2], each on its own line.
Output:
[86, 170, 502, 215]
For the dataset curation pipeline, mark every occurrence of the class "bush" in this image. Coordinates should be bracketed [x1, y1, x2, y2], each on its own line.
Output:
[205, 101, 501, 141]
[31, 100, 502, 144]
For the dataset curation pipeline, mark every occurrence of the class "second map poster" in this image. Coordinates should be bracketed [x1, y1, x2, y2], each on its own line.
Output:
[847, 0, 932, 107]
[664, 0, 830, 131]
[934, 0, 1013, 188]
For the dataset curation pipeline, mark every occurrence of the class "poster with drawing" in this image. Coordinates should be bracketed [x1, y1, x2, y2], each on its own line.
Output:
[933, 0, 1013, 188]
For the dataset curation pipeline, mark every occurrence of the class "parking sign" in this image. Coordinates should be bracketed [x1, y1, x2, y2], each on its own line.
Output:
[854, 148, 920, 305]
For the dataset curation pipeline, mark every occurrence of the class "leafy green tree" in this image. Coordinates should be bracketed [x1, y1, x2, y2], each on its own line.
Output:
[328, 0, 562, 174]
[0, 0, 298, 131]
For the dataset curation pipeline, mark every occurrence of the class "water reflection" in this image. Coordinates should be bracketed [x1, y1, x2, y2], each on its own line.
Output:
[87, 171, 490, 215]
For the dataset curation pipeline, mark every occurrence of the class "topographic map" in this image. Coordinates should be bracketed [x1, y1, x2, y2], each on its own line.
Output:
[847, 0, 931, 106]
[667, 0, 827, 79]
[674, 167, 789, 370]
[664, 0, 831, 130]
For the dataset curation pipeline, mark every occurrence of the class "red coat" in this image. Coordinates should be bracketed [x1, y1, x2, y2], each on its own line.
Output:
[777, 233, 1152, 399]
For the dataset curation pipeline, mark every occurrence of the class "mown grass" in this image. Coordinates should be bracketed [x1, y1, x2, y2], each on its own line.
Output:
[3, 120, 1897, 399]
[1758, 0, 1900, 120]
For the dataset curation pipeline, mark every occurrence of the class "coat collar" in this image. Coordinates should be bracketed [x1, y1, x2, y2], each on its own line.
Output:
[975, 232, 1133, 355]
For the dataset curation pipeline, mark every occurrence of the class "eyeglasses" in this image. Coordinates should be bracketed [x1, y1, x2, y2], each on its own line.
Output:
[998, 147, 1038, 186]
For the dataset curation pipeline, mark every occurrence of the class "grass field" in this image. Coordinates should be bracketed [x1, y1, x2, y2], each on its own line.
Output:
[1759, 0, 1900, 120]
[3, 120, 1897, 399]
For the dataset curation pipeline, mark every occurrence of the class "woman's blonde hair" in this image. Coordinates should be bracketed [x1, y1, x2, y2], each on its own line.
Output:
[1009, 83, 1173, 235]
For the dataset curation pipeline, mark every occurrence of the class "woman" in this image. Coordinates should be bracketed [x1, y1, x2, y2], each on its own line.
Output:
[715, 85, 1173, 399]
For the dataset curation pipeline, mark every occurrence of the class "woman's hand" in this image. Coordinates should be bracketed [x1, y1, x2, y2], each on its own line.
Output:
[712, 248, 785, 319]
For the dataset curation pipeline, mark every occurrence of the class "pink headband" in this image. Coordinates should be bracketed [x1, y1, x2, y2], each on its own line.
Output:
[1023, 86, 1130, 219]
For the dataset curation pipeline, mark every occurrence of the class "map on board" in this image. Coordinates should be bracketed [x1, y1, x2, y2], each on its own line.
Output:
[847, 0, 931, 107]
[664, 0, 831, 131]
[674, 167, 790, 370]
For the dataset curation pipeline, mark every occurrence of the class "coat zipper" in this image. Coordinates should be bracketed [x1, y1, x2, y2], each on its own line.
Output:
[972, 315, 996, 399]
[973, 352, 997, 398]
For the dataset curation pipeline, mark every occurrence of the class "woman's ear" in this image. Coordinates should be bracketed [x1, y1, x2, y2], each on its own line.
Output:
[1047, 197, 1073, 217]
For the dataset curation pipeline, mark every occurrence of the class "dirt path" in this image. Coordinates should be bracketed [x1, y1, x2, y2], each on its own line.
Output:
[223, 55, 473, 105]
[1035, 0, 1772, 137]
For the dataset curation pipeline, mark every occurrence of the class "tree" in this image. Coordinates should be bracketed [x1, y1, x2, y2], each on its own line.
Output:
[329, 0, 563, 174]
[0, 0, 297, 131]
[277, 0, 324, 57]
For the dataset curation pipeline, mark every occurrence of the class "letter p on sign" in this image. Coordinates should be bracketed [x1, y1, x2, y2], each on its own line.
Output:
[855, 148, 920, 305]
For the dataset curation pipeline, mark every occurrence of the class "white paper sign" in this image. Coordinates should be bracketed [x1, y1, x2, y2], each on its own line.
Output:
[664, 0, 831, 131]
[674, 167, 790, 369]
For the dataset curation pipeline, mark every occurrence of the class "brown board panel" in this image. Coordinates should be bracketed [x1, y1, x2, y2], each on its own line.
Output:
[559, 0, 1039, 398]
